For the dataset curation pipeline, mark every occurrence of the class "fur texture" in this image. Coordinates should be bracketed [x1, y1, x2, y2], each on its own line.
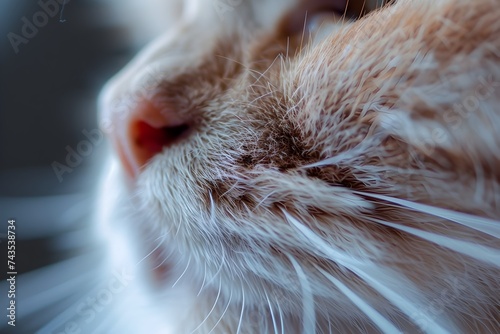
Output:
[99, 0, 500, 333]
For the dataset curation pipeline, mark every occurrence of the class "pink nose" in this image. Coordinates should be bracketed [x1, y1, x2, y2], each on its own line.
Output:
[109, 98, 191, 178]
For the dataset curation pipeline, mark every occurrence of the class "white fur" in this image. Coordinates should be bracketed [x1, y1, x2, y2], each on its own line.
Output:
[97, 0, 500, 333]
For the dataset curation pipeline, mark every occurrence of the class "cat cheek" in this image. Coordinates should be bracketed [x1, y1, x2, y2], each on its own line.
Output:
[107, 98, 192, 179]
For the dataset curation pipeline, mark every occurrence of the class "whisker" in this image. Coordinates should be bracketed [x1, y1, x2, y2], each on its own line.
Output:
[315, 265, 401, 334]
[208, 191, 223, 233]
[283, 210, 368, 266]
[136, 233, 168, 265]
[236, 286, 245, 334]
[152, 245, 174, 270]
[215, 54, 278, 85]
[190, 277, 223, 334]
[356, 191, 500, 238]
[283, 210, 457, 334]
[286, 253, 316, 334]
[197, 262, 208, 296]
[207, 288, 233, 334]
[352, 265, 458, 334]
[367, 217, 500, 267]
[204, 238, 226, 287]
[298, 11, 309, 56]
[254, 54, 282, 85]
[172, 256, 191, 288]
[265, 290, 279, 334]
[276, 298, 285, 334]
[301, 140, 381, 169]
[254, 190, 278, 210]
[247, 90, 278, 107]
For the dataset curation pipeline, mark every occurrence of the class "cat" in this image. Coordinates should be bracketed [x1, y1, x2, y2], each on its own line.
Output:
[97, 0, 500, 333]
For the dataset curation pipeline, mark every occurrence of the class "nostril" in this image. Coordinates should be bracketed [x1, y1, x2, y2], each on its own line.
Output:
[162, 123, 191, 143]
[132, 121, 190, 153]
[105, 93, 193, 178]
[130, 120, 191, 169]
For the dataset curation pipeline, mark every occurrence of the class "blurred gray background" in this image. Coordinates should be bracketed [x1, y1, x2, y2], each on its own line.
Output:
[0, 1, 146, 331]
[0, 0, 130, 272]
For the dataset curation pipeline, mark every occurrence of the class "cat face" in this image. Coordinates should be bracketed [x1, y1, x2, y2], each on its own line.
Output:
[99, 0, 500, 332]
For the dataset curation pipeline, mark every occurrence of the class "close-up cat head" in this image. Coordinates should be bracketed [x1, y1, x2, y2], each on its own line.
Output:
[1, 0, 498, 333]
[96, 0, 500, 333]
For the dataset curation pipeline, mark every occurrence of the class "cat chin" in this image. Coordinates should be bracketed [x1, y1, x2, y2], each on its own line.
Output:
[97, 156, 495, 333]
[94, 156, 185, 331]
[96, 157, 355, 330]
[95, 0, 500, 331]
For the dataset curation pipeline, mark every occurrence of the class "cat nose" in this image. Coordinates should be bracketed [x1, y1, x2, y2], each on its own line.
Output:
[107, 97, 191, 178]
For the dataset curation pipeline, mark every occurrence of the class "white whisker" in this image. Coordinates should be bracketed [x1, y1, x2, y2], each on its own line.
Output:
[265, 290, 279, 334]
[277, 298, 285, 334]
[349, 264, 457, 334]
[299, 11, 309, 55]
[197, 262, 208, 296]
[356, 191, 500, 238]
[301, 139, 381, 169]
[204, 238, 226, 287]
[247, 90, 278, 106]
[283, 210, 457, 334]
[208, 192, 218, 231]
[286, 253, 316, 334]
[367, 217, 500, 267]
[191, 277, 223, 334]
[315, 265, 401, 334]
[254, 190, 278, 210]
[236, 287, 245, 334]
[254, 54, 281, 85]
[283, 210, 367, 266]
[207, 288, 233, 334]
[152, 246, 173, 270]
[172, 256, 191, 288]
[136, 234, 167, 265]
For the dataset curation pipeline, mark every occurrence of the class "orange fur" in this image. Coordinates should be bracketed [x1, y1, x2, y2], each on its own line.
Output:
[100, 0, 500, 332]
